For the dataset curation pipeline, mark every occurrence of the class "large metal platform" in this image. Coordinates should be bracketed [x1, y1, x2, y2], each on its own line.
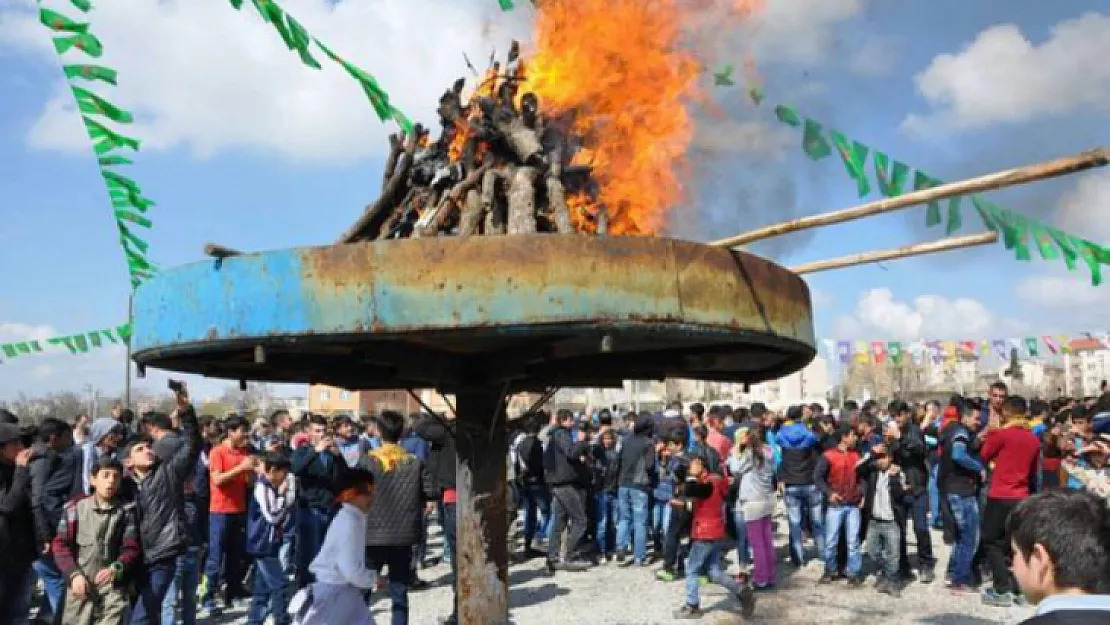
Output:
[131, 234, 816, 391]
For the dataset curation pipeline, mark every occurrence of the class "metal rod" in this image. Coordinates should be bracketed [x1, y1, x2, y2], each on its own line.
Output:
[711, 148, 1109, 248]
[406, 388, 443, 417]
[204, 243, 243, 258]
[124, 291, 133, 408]
[790, 231, 999, 275]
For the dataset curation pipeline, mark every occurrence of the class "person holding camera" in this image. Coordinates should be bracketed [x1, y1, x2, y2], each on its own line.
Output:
[290, 414, 344, 589]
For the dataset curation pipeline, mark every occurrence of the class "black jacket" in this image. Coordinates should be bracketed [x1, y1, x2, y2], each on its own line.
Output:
[591, 444, 620, 494]
[414, 416, 456, 495]
[617, 426, 655, 491]
[28, 443, 81, 545]
[1020, 609, 1110, 625]
[121, 405, 203, 564]
[0, 459, 35, 571]
[859, 454, 906, 538]
[291, 446, 344, 510]
[889, 422, 929, 495]
[515, 434, 545, 487]
[543, 426, 590, 487]
[359, 444, 434, 546]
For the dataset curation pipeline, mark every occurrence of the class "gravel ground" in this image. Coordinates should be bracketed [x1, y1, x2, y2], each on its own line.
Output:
[212, 512, 1036, 625]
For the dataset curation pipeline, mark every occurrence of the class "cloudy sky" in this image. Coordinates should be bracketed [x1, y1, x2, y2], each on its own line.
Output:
[1, 0, 1108, 400]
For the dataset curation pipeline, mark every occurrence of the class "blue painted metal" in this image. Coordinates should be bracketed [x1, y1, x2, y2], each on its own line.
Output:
[132, 235, 816, 389]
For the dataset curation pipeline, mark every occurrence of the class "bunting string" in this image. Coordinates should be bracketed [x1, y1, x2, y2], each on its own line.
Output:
[821, 332, 1110, 366]
[767, 101, 1110, 286]
[36, 0, 157, 289]
[226, 0, 413, 135]
[0, 323, 131, 364]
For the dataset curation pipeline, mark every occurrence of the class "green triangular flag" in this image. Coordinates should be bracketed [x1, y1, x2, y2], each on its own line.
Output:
[828, 129, 871, 197]
[115, 209, 153, 229]
[64, 64, 118, 85]
[945, 196, 963, 236]
[1024, 337, 1039, 357]
[1046, 227, 1078, 271]
[1, 345, 17, 359]
[873, 152, 908, 197]
[1079, 242, 1103, 286]
[888, 341, 903, 364]
[748, 85, 764, 106]
[72, 85, 134, 124]
[914, 171, 943, 227]
[99, 155, 133, 166]
[83, 116, 141, 154]
[110, 188, 156, 212]
[69, 0, 93, 12]
[73, 334, 89, 353]
[53, 33, 103, 57]
[498, 0, 515, 10]
[15, 343, 31, 355]
[118, 223, 150, 254]
[102, 330, 118, 344]
[116, 324, 133, 342]
[1010, 213, 1032, 261]
[285, 15, 321, 69]
[1030, 226, 1060, 261]
[48, 337, 78, 355]
[390, 106, 414, 136]
[39, 8, 89, 34]
[255, 1, 297, 50]
[89, 332, 102, 348]
[229, 0, 245, 8]
[29, 341, 43, 353]
[773, 105, 801, 127]
[316, 42, 394, 121]
[800, 118, 831, 161]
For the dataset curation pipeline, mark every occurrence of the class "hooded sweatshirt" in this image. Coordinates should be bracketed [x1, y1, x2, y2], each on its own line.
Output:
[80, 418, 121, 495]
[776, 422, 819, 486]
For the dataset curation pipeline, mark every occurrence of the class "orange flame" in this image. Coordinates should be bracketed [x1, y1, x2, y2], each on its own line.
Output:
[521, 0, 704, 235]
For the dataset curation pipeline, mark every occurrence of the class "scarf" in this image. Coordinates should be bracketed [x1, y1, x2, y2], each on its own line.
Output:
[369, 442, 412, 473]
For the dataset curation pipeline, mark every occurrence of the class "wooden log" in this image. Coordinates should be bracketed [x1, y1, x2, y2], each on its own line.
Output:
[338, 124, 424, 243]
[482, 167, 507, 235]
[458, 189, 483, 237]
[381, 133, 402, 190]
[507, 166, 539, 234]
[790, 231, 1000, 275]
[545, 146, 572, 233]
[711, 147, 1110, 249]
[204, 243, 242, 258]
[415, 164, 491, 238]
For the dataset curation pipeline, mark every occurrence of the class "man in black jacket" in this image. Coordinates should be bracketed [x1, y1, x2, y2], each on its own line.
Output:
[887, 400, 936, 583]
[121, 387, 203, 625]
[544, 409, 592, 573]
[291, 414, 345, 589]
[615, 415, 654, 567]
[28, 417, 79, 621]
[413, 412, 458, 625]
[360, 410, 434, 625]
[515, 415, 550, 559]
[0, 421, 37, 624]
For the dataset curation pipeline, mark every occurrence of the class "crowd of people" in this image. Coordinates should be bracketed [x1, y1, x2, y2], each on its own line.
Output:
[0, 379, 1107, 624]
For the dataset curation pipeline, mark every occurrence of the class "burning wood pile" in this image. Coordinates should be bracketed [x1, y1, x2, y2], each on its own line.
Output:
[341, 41, 604, 242]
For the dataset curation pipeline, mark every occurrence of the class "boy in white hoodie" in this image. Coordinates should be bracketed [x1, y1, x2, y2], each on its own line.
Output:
[291, 468, 378, 625]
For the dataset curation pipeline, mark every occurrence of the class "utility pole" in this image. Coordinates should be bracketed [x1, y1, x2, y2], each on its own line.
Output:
[124, 291, 134, 408]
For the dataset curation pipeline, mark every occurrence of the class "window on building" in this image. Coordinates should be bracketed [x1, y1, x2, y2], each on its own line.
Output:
[341, 391, 352, 401]
[320, 389, 330, 401]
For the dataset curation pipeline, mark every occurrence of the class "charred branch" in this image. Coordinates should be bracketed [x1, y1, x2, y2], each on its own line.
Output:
[339, 123, 425, 243]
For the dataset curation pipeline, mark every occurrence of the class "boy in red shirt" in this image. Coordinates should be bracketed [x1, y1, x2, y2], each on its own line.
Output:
[979, 396, 1041, 608]
[673, 454, 755, 620]
[200, 415, 258, 617]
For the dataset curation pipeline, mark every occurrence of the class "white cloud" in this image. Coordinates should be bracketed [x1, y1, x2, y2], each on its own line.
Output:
[0, 0, 861, 162]
[902, 13, 1110, 133]
[810, 288, 834, 308]
[1055, 170, 1110, 245]
[831, 288, 1029, 340]
[847, 36, 898, 77]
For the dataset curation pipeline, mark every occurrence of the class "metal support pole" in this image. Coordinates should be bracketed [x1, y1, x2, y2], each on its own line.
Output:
[124, 291, 134, 408]
[454, 386, 510, 625]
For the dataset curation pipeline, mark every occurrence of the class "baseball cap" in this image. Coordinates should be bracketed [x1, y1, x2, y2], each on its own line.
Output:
[0, 423, 22, 445]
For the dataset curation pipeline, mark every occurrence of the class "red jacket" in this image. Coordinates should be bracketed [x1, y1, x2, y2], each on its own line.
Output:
[689, 474, 728, 541]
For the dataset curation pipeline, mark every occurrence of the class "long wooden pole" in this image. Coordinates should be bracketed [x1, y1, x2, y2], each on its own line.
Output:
[711, 148, 1109, 249]
[790, 231, 999, 275]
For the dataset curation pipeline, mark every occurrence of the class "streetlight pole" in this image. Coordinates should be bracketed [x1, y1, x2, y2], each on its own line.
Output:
[124, 291, 133, 408]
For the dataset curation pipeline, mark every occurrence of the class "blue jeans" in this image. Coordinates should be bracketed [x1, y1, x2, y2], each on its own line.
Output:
[615, 487, 650, 563]
[519, 483, 551, 545]
[651, 499, 671, 552]
[247, 556, 289, 625]
[684, 540, 742, 608]
[295, 506, 332, 588]
[281, 507, 297, 575]
[162, 547, 200, 625]
[784, 484, 824, 565]
[732, 509, 752, 566]
[823, 505, 862, 577]
[32, 555, 66, 615]
[929, 465, 942, 529]
[131, 557, 177, 624]
[898, 491, 936, 572]
[594, 491, 618, 554]
[203, 512, 247, 607]
[947, 494, 980, 586]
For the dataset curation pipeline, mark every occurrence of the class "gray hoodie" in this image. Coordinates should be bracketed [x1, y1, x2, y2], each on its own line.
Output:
[80, 418, 121, 494]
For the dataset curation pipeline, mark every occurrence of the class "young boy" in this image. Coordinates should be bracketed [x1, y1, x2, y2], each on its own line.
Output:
[1009, 490, 1110, 624]
[52, 456, 141, 625]
[246, 451, 294, 625]
[657, 430, 692, 581]
[672, 454, 755, 620]
[292, 468, 379, 625]
[859, 443, 906, 597]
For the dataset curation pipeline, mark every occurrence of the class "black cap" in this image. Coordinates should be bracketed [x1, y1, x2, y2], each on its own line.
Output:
[0, 423, 22, 445]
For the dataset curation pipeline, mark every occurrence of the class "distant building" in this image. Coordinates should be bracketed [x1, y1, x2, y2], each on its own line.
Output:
[1064, 338, 1110, 397]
